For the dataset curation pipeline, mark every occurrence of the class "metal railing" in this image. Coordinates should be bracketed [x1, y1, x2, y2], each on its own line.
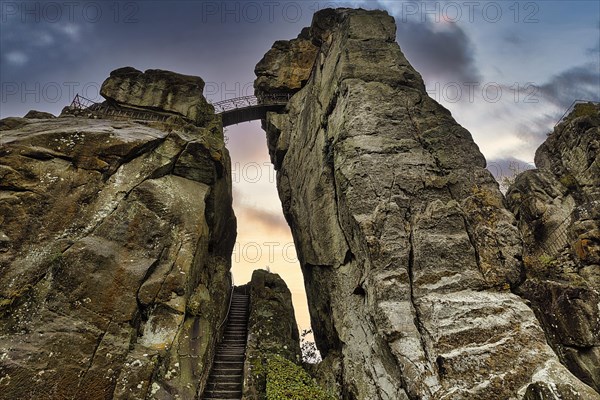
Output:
[211, 93, 291, 113]
[70, 94, 100, 110]
[217, 272, 235, 332]
[68, 93, 292, 121]
[553, 99, 600, 129]
[68, 94, 171, 122]
[537, 201, 600, 256]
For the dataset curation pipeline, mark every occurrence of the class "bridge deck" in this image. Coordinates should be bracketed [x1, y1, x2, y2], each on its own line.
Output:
[67, 93, 291, 127]
[212, 94, 290, 126]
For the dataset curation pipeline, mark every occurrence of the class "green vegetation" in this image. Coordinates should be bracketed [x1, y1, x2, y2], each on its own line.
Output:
[570, 103, 599, 120]
[538, 254, 556, 268]
[558, 174, 578, 191]
[524, 254, 558, 279]
[265, 354, 336, 400]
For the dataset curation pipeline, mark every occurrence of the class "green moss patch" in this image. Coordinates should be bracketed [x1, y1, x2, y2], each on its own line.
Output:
[265, 354, 336, 400]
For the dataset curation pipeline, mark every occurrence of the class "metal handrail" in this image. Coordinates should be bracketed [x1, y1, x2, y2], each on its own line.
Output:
[217, 272, 234, 332]
[211, 94, 292, 113]
[70, 94, 100, 110]
[553, 99, 600, 129]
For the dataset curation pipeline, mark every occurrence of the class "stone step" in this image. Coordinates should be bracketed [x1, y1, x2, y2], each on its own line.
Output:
[217, 345, 246, 351]
[215, 354, 245, 362]
[217, 345, 246, 349]
[223, 330, 247, 335]
[212, 358, 245, 365]
[202, 390, 243, 399]
[205, 381, 243, 390]
[202, 288, 249, 400]
[211, 367, 244, 374]
[208, 374, 243, 383]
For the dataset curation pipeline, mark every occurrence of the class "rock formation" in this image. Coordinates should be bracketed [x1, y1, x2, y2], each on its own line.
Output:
[23, 110, 56, 119]
[0, 74, 235, 399]
[100, 67, 214, 125]
[242, 269, 335, 399]
[1, 7, 598, 400]
[507, 102, 600, 392]
[256, 8, 599, 399]
[242, 269, 301, 398]
[254, 28, 319, 95]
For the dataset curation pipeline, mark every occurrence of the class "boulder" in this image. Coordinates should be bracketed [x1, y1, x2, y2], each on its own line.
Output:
[23, 110, 56, 119]
[100, 67, 214, 124]
[254, 28, 319, 95]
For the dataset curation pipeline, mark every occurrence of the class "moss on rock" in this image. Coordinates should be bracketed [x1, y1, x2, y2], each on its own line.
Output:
[266, 354, 336, 400]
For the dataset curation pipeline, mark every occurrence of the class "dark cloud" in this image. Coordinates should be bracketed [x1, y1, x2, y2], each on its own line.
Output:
[537, 63, 600, 109]
[0, 1, 314, 118]
[394, 18, 482, 84]
[503, 32, 523, 46]
[497, 63, 600, 147]
[513, 113, 557, 147]
[587, 20, 600, 55]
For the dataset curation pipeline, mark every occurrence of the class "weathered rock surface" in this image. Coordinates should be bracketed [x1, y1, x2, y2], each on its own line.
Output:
[507, 103, 600, 392]
[255, 28, 319, 95]
[242, 269, 301, 399]
[0, 103, 236, 398]
[23, 110, 56, 119]
[257, 8, 599, 399]
[100, 67, 214, 125]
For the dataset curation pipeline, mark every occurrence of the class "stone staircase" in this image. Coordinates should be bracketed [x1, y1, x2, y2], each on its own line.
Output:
[202, 287, 249, 400]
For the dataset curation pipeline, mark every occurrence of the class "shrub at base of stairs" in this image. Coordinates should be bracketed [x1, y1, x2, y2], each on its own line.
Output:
[265, 354, 336, 400]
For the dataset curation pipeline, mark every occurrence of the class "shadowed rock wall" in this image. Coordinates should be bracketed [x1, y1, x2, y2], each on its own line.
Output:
[0, 79, 236, 399]
[507, 103, 600, 392]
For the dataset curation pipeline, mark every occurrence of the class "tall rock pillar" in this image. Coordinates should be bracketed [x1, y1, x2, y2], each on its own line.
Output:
[255, 8, 599, 400]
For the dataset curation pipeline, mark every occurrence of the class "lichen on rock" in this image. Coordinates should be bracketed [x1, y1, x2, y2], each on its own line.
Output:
[507, 102, 600, 393]
[242, 269, 304, 399]
[0, 72, 236, 399]
[256, 8, 600, 400]
[100, 67, 215, 125]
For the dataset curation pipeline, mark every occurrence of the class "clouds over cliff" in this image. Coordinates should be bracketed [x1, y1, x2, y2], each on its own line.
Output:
[394, 16, 481, 84]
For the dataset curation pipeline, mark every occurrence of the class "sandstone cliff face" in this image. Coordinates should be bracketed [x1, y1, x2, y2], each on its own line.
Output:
[255, 28, 319, 96]
[256, 8, 599, 400]
[242, 269, 301, 399]
[0, 89, 235, 398]
[100, 67, 214, 125]
[507, 103, 600, 392]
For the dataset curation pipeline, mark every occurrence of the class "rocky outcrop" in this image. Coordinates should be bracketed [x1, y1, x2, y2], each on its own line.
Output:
[507, 103, 600, 392]
[242, 269, 301, 399]
[23, 110, 56, 119]
[100, 67, 214, 125]
[254, 28, 319, 95]
[0, 78, 236, 399]
[256, 8, 599, 399]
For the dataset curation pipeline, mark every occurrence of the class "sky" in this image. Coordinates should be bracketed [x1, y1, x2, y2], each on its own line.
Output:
[1, 0, 599, 332]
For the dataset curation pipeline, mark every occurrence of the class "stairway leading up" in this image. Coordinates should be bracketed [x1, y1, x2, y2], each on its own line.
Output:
[202, 286, 249, 400]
